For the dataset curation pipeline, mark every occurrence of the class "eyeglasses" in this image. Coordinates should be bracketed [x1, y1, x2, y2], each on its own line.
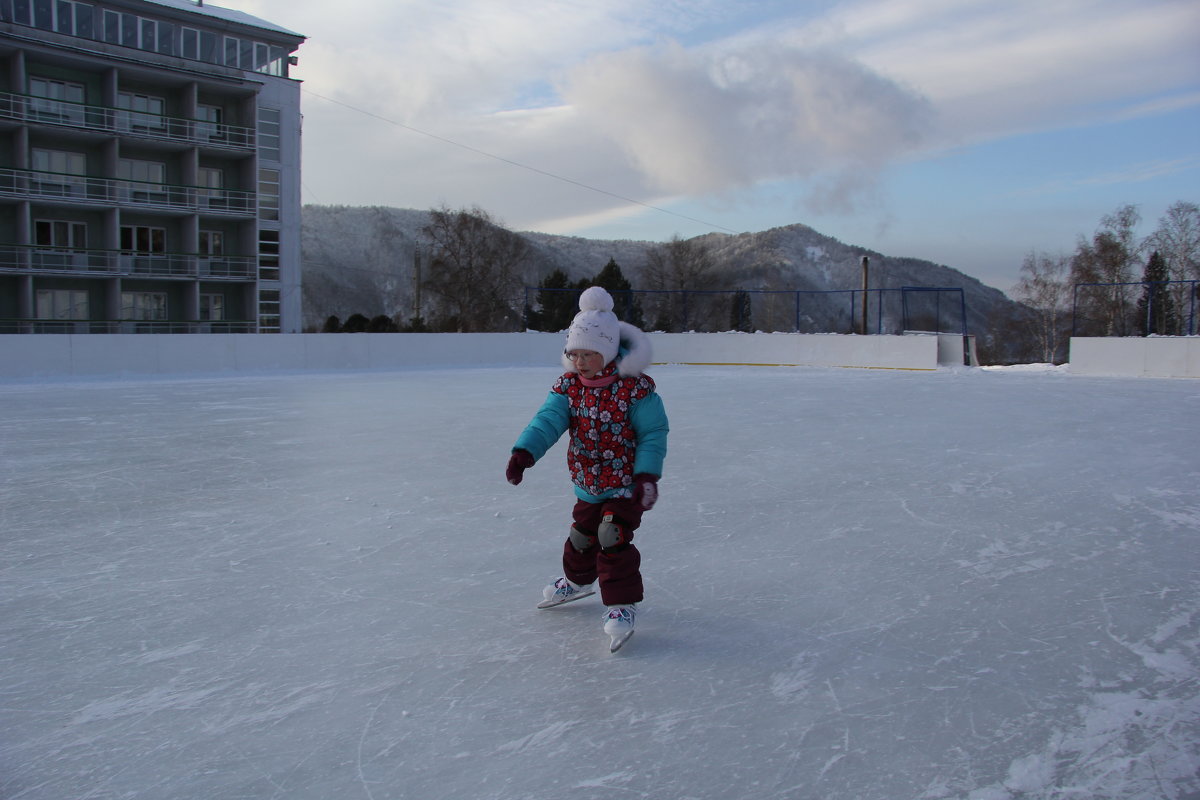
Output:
[565, 351, 602, 361]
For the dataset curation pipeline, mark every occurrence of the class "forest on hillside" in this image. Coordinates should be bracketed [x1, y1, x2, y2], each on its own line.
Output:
[300, 201, 1199, 365]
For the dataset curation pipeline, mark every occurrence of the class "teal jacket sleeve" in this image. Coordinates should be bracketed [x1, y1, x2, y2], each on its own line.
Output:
[630, 392, 668, 477]
[513, 391, 569, 462]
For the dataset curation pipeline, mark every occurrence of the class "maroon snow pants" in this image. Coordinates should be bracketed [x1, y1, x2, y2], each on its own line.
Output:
[563, 497, 645, 606]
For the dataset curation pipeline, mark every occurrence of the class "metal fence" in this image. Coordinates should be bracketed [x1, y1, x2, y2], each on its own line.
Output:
[1072, 280, 1200, 337]
[525, 286, 968, 336]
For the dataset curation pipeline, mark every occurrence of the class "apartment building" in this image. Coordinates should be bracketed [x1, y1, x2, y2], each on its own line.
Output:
[0, 0, 304, 333]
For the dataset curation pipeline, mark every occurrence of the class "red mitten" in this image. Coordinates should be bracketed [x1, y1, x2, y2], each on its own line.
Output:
[632, 474, 659, 510]
[506, 450, 535, 485]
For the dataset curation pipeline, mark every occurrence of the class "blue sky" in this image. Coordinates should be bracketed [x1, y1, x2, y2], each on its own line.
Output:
[222, 0, 1199, 294]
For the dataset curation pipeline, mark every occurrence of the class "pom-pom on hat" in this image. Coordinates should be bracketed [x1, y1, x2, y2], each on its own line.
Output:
[564, 286, 620, 365]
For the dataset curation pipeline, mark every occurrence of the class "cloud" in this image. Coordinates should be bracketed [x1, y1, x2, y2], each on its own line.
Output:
[561, 39, 934, 204]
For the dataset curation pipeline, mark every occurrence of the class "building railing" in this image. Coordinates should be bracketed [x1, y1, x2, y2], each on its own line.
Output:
[0, 91, 256, 150]
[0, 319, 257, 334]
[0, 167, 257, 215]
[0, 243, 257, 279]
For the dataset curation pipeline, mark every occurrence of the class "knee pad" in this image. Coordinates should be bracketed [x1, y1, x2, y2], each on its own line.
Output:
[569, 525, 597, 553]
[598, 513, 629, 552]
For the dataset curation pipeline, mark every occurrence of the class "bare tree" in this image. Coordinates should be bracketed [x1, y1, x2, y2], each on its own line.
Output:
[1070, 204, 1142, 336]
[420, 205, 530, 332]
[1147, 201, 1200, 334]
[641, 235, 718, 331]
[1013, 250, 1071, 362]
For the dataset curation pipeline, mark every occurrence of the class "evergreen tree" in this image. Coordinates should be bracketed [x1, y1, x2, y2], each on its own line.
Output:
[1135, 251, 1178, 335]
[366, 314, 399, 333]
[591, 258, 645, 327]
[730, 289, 753, 332]
[321, 315, 341, 333]
[531, 269, 580, 331]
[342, 313, 370, 333]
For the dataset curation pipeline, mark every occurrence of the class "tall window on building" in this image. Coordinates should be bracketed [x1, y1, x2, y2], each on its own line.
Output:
[197, 104, 223, 141]
[258, 288, 280, 332]
[197, 167, 224, 207]
[257, 108, 281, 161]
[258, 228, 279, 281]
[257, 168, 279, 221]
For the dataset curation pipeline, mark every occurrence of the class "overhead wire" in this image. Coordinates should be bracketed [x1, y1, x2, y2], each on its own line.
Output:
[301, 88, 740, 236]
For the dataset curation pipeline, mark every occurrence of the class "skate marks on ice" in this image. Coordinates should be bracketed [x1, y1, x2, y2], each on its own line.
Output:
[2, 368, 1198, 800]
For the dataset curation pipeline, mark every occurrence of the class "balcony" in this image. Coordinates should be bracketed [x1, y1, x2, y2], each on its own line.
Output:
[0, 92, 256, 150]
[0, 242, 257, 279]
[0, 319, 259, 334]
[0, 168, 257, 216]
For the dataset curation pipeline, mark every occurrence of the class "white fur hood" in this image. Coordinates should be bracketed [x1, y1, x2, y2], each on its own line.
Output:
[561, 321, 653, 377]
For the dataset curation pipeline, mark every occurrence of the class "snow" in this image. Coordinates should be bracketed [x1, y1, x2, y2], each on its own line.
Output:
[2, 365, 1198, 800]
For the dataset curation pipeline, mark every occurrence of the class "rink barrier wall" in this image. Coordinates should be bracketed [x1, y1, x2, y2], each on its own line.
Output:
[0, 332, 964, 379]
[1068, 336, 1200, 378]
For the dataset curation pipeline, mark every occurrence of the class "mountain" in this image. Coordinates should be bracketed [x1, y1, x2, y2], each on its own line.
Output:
[300, 205, 1026, 356]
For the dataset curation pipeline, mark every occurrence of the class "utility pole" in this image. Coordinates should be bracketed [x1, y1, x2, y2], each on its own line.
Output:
[860, 256, 870, 335]
[412, 246, 422, 325]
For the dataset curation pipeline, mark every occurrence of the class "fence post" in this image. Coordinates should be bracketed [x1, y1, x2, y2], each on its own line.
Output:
[859, 256, 869, 334]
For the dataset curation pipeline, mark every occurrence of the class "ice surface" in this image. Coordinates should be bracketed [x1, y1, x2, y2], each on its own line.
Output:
[2, 365, 1198, 800]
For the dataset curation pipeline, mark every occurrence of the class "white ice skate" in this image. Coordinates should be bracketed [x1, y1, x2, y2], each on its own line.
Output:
[603, 605, 636, 652]
[537, 577, 595, 609]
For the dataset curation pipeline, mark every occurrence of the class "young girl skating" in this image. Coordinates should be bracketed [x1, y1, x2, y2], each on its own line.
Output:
[506, 286, 668, 651]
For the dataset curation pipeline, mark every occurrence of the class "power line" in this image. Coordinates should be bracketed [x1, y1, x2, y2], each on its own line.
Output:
[301, 88, 740, 236]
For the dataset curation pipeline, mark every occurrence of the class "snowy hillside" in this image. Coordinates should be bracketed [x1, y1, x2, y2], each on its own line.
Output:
[300, 206, 1024, 343]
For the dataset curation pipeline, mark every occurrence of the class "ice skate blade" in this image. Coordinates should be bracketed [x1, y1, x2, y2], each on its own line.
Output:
[609, 629, 634, 653]
[536, 589, 595, 609]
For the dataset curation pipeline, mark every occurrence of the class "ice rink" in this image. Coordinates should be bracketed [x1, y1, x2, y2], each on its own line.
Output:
[2, 364, 1198, 799]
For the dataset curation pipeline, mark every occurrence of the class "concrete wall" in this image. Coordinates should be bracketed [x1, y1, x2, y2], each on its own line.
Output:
[1069, 337, 1200, 378]
[0, 332, 946, 379]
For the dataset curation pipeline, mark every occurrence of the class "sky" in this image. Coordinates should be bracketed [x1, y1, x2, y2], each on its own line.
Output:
[220, 0, 1199, 294]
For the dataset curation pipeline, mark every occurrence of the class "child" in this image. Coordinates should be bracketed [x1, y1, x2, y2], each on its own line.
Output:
[506, 286, 668, 650]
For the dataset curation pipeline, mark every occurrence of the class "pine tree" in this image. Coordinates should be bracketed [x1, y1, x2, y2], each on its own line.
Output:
[730, 289, 753, 332]
[1136, 251, 1178, 336]
[591, 258, 645, 327]
[531, 269, 579, 331]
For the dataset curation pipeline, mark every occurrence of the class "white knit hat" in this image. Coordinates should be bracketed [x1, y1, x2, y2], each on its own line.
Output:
[564, 286, 620, 365]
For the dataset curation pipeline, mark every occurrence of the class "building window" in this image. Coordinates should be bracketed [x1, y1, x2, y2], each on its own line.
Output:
[117, 158, 166, 202]
[116, 91, 166, 131]
[198, 166, 223, 208]
[120, 224, 165, 255]
[258, 168, 279, 221]
[200, 294, 225, 321]
[36, 288, 89, 319]
[197, 104, 222, 140]
[223, 35, 239, 67]
[181, 26, 199, 59]
[28, 77, 85, 124]
[35, 219, 87, 248]
[121, 291, 167, 320]
[199, 229, 224, 256]
[156, 20, 174, 55]
[257, 107, 281, 161]
[31, 148, 87, 196]
[258, 228, 279, 281]
[258, 288, 280, 331]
